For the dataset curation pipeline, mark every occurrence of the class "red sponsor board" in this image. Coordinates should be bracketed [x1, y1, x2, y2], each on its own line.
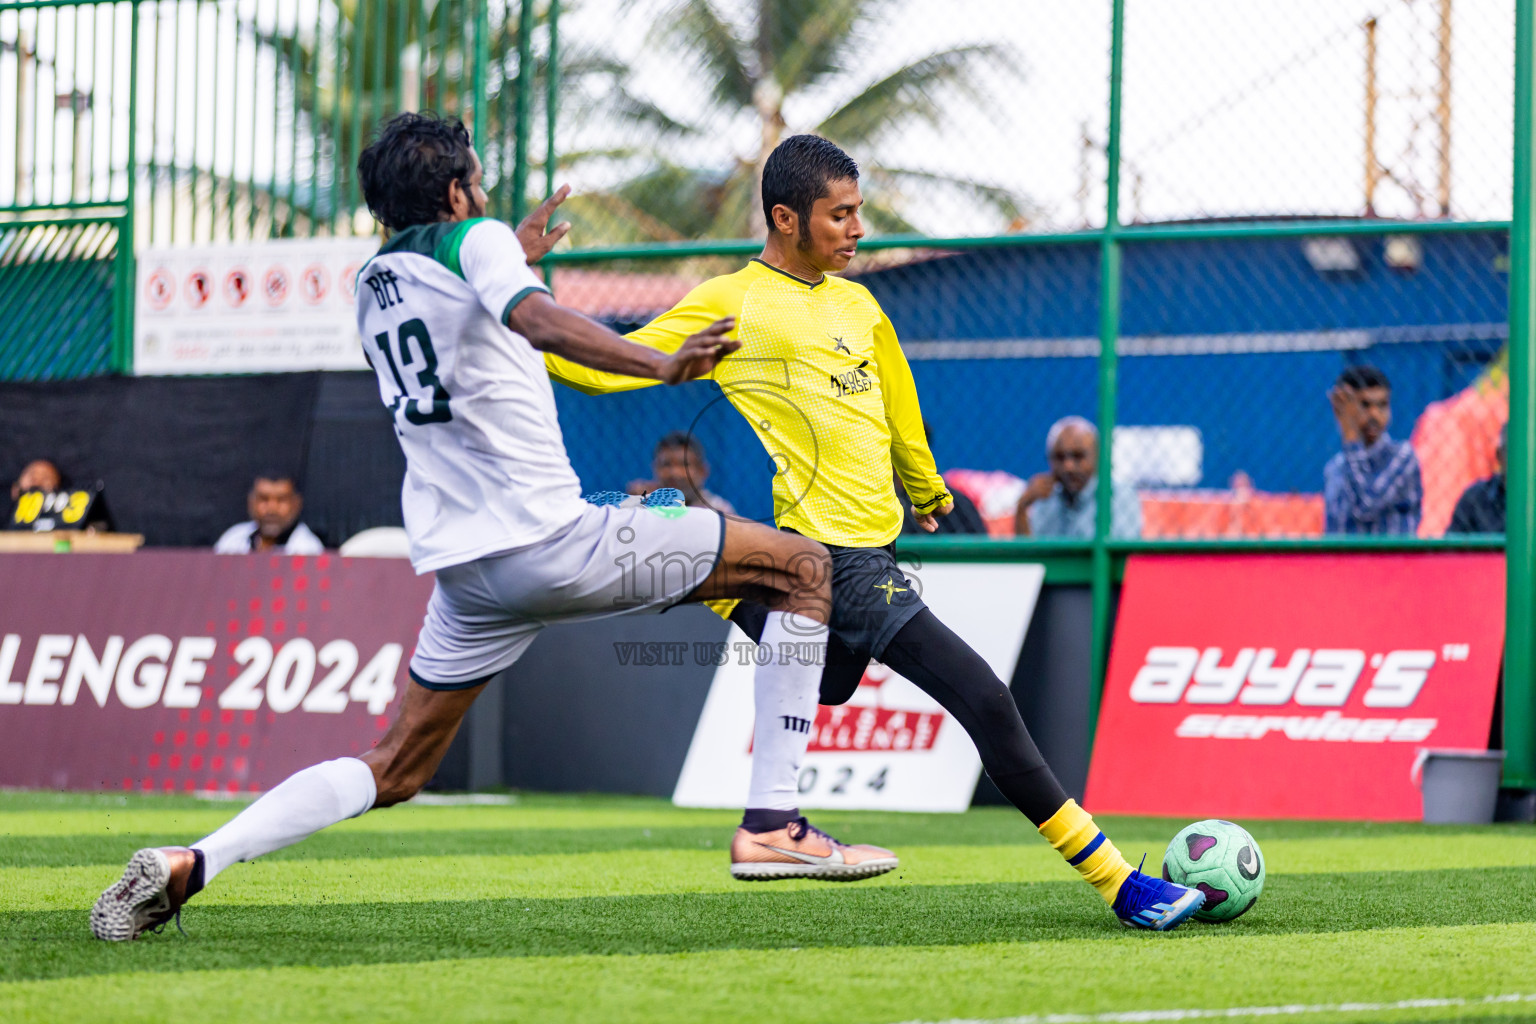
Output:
[1085, 553, 1505, 821]
[0, 552, 432, 792]
[747, 667, 947, 754]
[809, 701, 943, 753]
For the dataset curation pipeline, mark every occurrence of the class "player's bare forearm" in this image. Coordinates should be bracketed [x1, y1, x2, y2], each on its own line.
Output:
[518, 300, 668, 376]
[510, 293, 737, 384]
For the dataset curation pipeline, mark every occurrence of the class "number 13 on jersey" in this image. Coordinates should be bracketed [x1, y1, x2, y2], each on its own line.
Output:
[370, 317, 453, 426]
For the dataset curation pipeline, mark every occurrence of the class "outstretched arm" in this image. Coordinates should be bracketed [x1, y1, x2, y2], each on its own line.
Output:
[509, 292, 735, 385]
[544, 276, 745, 394]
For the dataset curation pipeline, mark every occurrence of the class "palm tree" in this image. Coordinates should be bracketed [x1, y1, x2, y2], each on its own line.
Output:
[241, 0, 677, 236]
[558, 0, 1030, 243]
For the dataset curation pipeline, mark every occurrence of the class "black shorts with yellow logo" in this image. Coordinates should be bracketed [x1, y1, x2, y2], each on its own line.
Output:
[729, 539, 926, 706]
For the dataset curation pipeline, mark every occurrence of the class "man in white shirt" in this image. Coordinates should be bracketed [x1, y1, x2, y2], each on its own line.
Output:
[93, 112, 891, 942]
[212, 474, 325, 555]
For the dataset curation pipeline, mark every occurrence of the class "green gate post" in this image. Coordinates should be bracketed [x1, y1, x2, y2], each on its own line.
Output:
[1506, 0, 1536, 789]
[543, 0, 560, 295]
[545, 0, 559, 200]
[113, 0, 141, 374]
[511, 0, 536, 225]
[472, 0, 486, 167]
[1088, 0, 1127, 743]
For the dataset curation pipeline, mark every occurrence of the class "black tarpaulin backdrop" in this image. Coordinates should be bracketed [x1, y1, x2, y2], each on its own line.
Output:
[0, 373, 405, 547]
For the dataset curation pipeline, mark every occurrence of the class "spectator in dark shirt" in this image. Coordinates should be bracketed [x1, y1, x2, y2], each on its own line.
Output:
[1447, 423, 1506, 534]
[7, 458, 113, 532]
[902, 484, 985, 535]
[9, 459, 62, 501]
[1324, 365, 1422, 535]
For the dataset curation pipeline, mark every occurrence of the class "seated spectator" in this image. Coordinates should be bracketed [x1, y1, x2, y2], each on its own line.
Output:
[214, 473, 325, 554]
[8, 459, 113, 532]
[627, 432, 737, 515]
[1324, 365, 1422, 535]
[900, 420, 986, 536]
[1015, 416, 1142, 538]
[10, 459, 62, 501]
[1447, 423, 1506, 535]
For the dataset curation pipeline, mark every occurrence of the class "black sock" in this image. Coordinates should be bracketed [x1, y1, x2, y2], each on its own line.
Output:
[741, 807, 799, 833]
[185, 848, 206, 900]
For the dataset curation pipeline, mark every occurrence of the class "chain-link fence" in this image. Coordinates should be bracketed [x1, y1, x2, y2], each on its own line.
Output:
[0, 0, 1520, 541]
[553, 0, 1104, 240]
[0, 0, 561, 242]
[547, 0, 1517, 544]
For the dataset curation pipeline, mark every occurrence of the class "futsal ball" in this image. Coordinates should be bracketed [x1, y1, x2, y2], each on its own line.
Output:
[1161, 819, 1265, 922]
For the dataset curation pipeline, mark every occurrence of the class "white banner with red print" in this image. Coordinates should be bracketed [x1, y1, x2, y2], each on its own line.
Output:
[0, 552, 430, 794]
[134, 237, 377, 374]
[1085, 553, 1506, 821]
[672, 563, 1046, 813]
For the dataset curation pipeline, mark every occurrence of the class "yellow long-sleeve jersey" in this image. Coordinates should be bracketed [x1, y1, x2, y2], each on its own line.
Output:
[547, 258, 950, 548]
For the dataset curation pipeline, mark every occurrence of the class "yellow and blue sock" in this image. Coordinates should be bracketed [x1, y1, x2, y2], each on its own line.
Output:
[1038, 798, 1134, 904]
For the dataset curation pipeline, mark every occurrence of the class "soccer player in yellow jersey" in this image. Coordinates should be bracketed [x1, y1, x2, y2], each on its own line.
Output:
[548, 135, 1202, 929]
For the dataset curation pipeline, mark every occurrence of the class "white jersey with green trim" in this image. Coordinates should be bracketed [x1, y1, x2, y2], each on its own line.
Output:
[356, 217, 587, 574]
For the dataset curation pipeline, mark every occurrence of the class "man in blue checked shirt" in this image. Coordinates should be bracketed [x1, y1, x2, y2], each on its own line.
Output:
[1323, 364, 1423, 535]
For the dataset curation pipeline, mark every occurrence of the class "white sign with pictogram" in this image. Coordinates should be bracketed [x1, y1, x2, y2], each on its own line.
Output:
[673, 562, 1045, 813]
[135, 237, 377, 374]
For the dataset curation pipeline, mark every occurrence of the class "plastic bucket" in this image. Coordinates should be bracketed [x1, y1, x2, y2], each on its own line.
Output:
[1412, 749, 1507, 825]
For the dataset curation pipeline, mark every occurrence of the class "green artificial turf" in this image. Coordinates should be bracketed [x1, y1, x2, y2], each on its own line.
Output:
[2, 790, 1532, 1023]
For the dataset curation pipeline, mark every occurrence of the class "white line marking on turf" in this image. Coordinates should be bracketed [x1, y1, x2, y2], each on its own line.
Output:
[895, 992, 1536, 1024]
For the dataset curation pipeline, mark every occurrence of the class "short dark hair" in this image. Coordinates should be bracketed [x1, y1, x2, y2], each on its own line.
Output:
[252, 472, 300, 492]
[760, 135, 859, 240]
[357, 112, 476, 231]
[16, 458, 67, 490]
[655, 431, 704, 460]
[1337, 364, 1390, 391]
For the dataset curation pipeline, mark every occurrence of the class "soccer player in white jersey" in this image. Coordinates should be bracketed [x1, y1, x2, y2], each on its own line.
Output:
[90, 113, 895, 942]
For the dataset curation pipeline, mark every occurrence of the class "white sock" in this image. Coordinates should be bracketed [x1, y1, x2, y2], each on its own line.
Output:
[192, 756, 376, 883]
[745, 612, 829, 811]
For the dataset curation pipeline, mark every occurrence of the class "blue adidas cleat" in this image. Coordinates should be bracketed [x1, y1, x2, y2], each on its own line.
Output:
[582, 490, 631, 507]
[583, 488, 686, 509]
[1112, 860, 1205, 931]
[641, 488, 686, 507]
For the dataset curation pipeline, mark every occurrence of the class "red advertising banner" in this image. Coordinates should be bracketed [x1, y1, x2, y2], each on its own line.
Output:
[0, 552, 432, 792]
[1085, 553, 1505, 821]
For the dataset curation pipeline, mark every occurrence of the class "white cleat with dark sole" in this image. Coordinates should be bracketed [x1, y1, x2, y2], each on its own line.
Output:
[90, 846, 198, 941]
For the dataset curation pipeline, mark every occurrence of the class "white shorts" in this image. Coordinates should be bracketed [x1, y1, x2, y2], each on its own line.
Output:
[409, 503, 726, 689]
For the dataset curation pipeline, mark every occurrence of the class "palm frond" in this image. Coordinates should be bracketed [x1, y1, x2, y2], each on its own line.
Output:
[661, 0, 754, 109]
[550, 145, 654, 166]
[559, 190, 692, 243]
[773, 0, 887, 91]
[816, 44, 1017, 145]
[866, 165, 1038, 227]
[603, 91, 703, 138]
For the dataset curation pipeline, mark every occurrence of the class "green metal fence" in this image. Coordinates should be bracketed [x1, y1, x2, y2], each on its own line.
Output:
[0, 216, 121, 376]
[0, 0, 1531, 787]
